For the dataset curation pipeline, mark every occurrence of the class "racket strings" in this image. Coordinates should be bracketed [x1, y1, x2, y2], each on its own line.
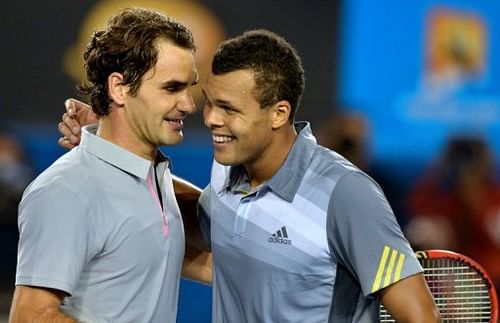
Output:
[380, 257, 493, 322]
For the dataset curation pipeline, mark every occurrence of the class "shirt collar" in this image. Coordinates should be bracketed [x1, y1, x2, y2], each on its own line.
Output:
[224, 121, 317, 202]
[80, 124, 170, 180]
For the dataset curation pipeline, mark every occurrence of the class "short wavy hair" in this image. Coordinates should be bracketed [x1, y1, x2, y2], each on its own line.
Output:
[78, 7, 196, 116]
[211, 29, 305, 122]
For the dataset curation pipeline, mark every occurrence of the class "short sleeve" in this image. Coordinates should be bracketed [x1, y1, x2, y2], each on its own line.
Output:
[326, 171, 422, 297]
[197, 185, 212, 251]
[16, 183, 99, 295]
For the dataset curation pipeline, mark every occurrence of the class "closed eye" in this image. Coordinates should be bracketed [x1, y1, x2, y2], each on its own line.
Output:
[161, 79, 196, 93]
[221, 105, 237, 115]
[163, 84, 184, 93]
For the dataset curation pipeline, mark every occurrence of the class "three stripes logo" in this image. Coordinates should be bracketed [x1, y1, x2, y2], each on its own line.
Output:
[268, 226, 292, 245]
[371, 245, 406, 293]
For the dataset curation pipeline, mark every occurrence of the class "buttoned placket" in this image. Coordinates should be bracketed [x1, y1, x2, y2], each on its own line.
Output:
[233, 187, 268, 239]
[147, 165, 169, 237]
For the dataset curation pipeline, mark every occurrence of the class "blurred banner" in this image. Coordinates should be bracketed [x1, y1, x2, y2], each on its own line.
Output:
[339, 0, 500, 167]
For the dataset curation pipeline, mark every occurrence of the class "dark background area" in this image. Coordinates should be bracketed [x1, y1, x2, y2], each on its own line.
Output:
[0, 0, 339, 127]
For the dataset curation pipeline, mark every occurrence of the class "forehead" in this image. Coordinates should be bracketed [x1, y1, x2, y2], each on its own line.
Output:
[146, 39, 198, 81]
[204, 70, 256, 99]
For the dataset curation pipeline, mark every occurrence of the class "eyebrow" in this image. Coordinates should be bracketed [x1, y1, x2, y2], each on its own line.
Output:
[202, 89, 232, 106]
[161, 75, 199, 88]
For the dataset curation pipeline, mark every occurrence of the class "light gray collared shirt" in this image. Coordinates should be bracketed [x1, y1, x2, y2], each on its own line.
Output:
[16, 124, 185, 323]
[199, 122, 422, 322]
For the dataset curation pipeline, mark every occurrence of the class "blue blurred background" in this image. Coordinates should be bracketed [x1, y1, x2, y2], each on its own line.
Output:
[1, 0, 500, 321]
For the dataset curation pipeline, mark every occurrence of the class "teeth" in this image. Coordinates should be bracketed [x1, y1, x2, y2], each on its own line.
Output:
[165, 119, 181, 124]
[213, 135, 233, 143]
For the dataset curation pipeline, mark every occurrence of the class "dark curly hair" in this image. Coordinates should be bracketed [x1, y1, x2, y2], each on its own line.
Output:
[78, 7, 196, 116]
[212, 29, 305, 122]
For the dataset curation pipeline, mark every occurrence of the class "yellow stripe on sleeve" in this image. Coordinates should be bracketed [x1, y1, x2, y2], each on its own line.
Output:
[371, 245, 390, 293]
[383, 249, 398, 288]
[394, 253, 405, 282]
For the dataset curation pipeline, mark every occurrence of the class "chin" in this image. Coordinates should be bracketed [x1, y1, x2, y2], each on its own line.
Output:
[160, 136, 183, 146]
[214, 154, 239, 166]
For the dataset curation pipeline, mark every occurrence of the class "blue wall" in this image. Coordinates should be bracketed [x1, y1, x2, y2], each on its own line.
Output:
[339, 0, 500, 173]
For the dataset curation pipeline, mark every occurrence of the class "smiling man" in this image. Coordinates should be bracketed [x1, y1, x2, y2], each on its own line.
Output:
[9, 8, 206, 323]
[197, 30, 440, 322]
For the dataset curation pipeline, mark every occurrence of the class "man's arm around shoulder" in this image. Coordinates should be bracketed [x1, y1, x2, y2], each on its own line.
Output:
[9, 285, 76, 322]
[379, 273, 441, 323]
[173, 175, 213, 284]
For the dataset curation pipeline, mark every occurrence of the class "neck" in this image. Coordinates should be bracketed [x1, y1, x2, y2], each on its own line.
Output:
[246, 124, 297, 189]
[97, 111, 156, 161]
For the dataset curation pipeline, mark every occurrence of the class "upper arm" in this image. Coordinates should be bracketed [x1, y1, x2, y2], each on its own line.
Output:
[182, 245, 212, 285]
[172, 176, 213, 283]
[327, 172, 422, 296]
[197, 186, 212, 250]
[172, 175, 210, 251]
[9, 285, 75, 322]
[379, 273, 440, 322]
[17, 183, 98, 294]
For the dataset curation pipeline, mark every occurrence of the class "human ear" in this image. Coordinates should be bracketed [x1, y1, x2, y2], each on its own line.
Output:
[271, 100, 291, 129]
[107, 72, 126, 106]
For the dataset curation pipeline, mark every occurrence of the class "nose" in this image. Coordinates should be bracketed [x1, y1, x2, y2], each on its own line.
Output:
[203, 105, 222, 129]
[177, 92, 196, 114]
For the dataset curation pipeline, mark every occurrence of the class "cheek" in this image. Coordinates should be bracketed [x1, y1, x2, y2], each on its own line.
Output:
[241, 123, 269, 147]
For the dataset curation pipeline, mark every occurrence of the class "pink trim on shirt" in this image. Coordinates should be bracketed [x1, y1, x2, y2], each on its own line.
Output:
[147, 172, 169, 237]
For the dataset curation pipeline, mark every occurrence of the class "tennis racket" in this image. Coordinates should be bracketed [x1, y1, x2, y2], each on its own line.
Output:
[380, 249, 498, 322]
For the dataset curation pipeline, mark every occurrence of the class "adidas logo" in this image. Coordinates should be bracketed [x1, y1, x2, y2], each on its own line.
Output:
[267, 226, 292, 245]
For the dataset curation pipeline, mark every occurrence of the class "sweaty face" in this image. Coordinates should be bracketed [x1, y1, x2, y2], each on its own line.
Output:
[123, 39, 198, 154]
[202, 70, 275, 168]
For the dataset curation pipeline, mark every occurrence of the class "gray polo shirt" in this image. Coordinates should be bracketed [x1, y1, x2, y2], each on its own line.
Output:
[16, 124, 185, 323]
[198, 122, 422, 322]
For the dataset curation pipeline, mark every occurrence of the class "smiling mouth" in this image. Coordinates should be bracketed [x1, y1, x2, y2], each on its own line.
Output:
[163, 118, 185, 129]
[213, 135, 234, 143]
[165, 118, 183, 123]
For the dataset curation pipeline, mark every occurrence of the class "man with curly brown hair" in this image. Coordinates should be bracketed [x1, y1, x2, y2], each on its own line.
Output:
[10, 8, 206, 323]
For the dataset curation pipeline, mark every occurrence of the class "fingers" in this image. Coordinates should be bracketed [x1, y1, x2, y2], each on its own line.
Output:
[64, 97, 97, 127]
[60, 98, 86, 150]
[64, 99, 75, 116]
[61, 112, 81, 136]
[57, 137, 76, 150]
[65, 98, 91, 115]
[58, 121, 79, 145]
